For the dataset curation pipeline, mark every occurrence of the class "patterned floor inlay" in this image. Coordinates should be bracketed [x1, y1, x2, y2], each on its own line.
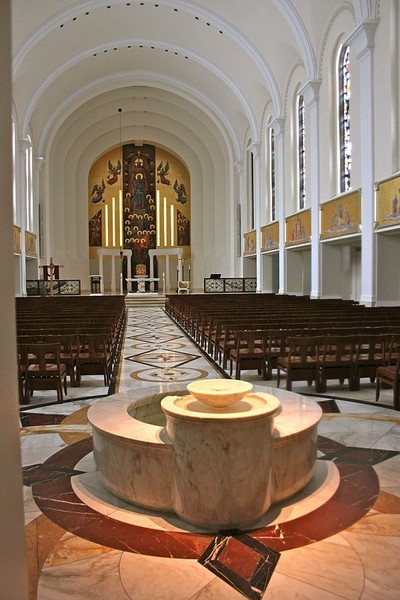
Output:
[129, 366, 210, 382]
[29, 435, 380, 556]
[199, 531, 280, 600]
[320, 446, 400, 465]
[127, 332, 184, 343]
[20, 412, 68, 426]
[317, 399, 341, 413]
[21, 307, 400, 599]
[125, 348, 200, 368]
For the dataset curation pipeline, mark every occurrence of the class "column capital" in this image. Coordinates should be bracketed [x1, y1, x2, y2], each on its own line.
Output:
[269, 117, 285, 139]
[33, 156, 45, 172]
[17, 137, 31, 153]
[233, 159, 244, 174]
[299, 80, 321, 106]
[347, 20, 378, 61]
[247, 142, 262, 159]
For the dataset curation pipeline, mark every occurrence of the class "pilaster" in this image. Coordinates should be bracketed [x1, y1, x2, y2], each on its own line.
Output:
[347, 21, 378, 305]
[270, 117, 286, 295]
[301, 80, 321, 299]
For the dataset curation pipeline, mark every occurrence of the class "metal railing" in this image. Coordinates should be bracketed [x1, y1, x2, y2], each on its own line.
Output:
[204, 277, 257, 293]
[26, 280, 81, 296]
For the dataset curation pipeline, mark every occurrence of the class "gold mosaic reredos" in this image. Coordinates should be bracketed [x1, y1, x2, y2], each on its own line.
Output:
[88, 145, 191, 261]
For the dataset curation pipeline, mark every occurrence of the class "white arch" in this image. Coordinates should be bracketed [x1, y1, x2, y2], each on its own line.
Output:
[272, 0, 317, 79]
[14, 0, 283, 119]
[36, 72, 242, 162]
[353, 0, 374, 21]
[23, 39, 257, 153]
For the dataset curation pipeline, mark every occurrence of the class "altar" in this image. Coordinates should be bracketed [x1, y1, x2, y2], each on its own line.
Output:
[126, 277, 160, 294]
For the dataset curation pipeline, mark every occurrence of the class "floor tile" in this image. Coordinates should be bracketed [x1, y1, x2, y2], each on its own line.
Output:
[19, 305, 400, 600]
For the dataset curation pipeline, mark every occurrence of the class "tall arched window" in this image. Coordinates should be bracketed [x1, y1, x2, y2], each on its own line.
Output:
[25, 135, 33, 231]
[298, 94, 306, 210]
[12, 119, 16, 222]
[270, 128, 276, 221]
[338, 45, 351, 192]
[249, 149, 255, 230]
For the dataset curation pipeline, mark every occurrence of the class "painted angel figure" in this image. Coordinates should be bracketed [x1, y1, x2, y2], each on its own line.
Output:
[91, 179, 106, 203]
[157, 161, 171, 185]
[107, 159, 122, 185]
[173, 179, 187, 204]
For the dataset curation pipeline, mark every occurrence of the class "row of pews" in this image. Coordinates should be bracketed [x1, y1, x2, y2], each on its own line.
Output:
[165, 293, 400, 409]
[16, 295, 126, 404]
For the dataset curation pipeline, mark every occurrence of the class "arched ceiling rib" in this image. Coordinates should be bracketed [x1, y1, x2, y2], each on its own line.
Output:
[37, 76, 242, 160]
[12, 0, 292, 156]
[12, 1, 365, 160]
[24, 41, 259, 152]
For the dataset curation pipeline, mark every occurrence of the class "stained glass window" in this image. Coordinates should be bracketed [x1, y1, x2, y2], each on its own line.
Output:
[270, 128, 276, 221]
[12, 120, 16, 221]
[25, 135, 33, 231]
[339, 45, 351, 192]
[298, 94, 306, 210]
[250, 151, 255, 229]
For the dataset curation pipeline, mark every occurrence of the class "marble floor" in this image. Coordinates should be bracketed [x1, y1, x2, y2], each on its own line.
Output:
[20, 307, 400, 599]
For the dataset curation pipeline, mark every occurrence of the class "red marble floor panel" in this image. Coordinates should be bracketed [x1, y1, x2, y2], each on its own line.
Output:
[199, 531, 280, 600]
[31, 438, 380, 559]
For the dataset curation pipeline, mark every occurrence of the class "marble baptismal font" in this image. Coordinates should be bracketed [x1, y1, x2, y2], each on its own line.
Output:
[88, 379, 322, 530]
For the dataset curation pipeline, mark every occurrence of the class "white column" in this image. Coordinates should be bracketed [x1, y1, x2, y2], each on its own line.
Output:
[33, 156, 45, 255]
[127, 251, 132, 283]
[234, 160, 245, 275]
[249, 142, 263, 292]
[99, 254, 104, 294]
[302, 81, 321, 299]
[149, 254, 154, 279]
[348, 21, 378, 306]
[111, 255, 116, 292]
[271, 118, 286, 295]
[18, 137, 31, 296]
[178, 256, 182, 283]
[165, 255, 170, 292]
[390, 0, 399, 172]
[0, 1, 29, 596]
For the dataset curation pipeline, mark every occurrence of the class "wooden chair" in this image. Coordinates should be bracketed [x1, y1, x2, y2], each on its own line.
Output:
[17, 346, 28, 404]
[177, 281, 190, 294]
[21, 343, 68, 403]
[40, 334, 80, 387]
[265, 329, 303, 381]
[353, 333, 386, 390]
[135, 263, 147, 277]
[318, 335, 358, 393]
[76, 333, 111, 386]
[218, 323, 238, 369]
[277, 336, 322, 391]
[375, 334, 400, 409]
[229, 329, 267, 380]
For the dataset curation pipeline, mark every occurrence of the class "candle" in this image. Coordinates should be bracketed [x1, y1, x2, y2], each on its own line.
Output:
[163, 197, 167, 246]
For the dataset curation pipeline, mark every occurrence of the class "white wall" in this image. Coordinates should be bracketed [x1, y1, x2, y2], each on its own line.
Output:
[45, 89, 235, 292]
[0, 2, 29, 596]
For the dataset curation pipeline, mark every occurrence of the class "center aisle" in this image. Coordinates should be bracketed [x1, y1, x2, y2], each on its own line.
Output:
[116, 306, 223, 393]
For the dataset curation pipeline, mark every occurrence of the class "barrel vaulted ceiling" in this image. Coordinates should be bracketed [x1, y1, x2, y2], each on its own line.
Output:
[11, 0, 368, 163]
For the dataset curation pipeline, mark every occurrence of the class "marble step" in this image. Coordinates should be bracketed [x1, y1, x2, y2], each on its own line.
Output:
[125, 294, 166, 308]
